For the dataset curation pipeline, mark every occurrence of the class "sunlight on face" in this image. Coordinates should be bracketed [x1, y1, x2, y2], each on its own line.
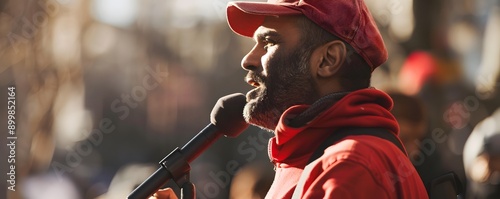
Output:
[241, 16, 318, 131]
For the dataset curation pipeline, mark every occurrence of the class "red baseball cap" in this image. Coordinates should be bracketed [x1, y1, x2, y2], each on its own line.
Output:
[226, 0, 388, 70]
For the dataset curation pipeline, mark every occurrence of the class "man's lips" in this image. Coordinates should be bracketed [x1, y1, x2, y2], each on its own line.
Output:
[245, 74, 264, 101]
[245, 74, 263, 88]
[245, 77, 260, 87]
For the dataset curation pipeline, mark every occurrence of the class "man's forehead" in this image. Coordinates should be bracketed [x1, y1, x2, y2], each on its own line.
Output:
[252, 16, 301, 39]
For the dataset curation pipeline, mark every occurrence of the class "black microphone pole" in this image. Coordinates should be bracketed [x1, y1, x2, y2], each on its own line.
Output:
[127, 93, 249, 199]
[127, 124, 222, 199]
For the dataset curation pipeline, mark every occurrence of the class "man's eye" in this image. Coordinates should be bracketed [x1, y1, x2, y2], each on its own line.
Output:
[263, 38, 276, 50]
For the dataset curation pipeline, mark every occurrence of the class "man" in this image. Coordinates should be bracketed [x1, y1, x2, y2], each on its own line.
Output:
[152, 0, 428, 198]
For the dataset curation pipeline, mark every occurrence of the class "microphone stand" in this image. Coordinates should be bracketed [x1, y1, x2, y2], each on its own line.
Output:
[128, 124, 223, 199]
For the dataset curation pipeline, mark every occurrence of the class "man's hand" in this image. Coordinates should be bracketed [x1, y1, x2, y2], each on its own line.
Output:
[148, 188, 178, 199]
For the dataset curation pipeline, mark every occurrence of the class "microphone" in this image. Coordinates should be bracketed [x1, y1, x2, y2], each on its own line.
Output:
[128, 93, 249, 199]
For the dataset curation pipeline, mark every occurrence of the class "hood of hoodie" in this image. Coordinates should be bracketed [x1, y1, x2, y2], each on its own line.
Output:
[268, 88, 399, 166]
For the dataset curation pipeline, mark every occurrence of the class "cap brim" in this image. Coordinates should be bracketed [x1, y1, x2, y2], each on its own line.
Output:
[227, 2, 302, 37]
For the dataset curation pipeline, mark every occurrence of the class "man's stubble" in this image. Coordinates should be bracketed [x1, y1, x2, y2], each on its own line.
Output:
[243, 43, 319, 131]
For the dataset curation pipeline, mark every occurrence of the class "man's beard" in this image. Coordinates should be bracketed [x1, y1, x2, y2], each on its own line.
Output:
[243, 45, 319, 131]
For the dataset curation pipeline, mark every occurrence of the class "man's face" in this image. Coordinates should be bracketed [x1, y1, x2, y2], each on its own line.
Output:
[241, 16, 319, 131]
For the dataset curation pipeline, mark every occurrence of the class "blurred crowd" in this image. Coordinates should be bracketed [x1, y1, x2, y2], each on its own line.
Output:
[0, 0, 499, 198]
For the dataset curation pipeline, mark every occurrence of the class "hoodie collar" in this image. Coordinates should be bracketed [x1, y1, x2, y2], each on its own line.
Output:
[269, 88, 399, 165]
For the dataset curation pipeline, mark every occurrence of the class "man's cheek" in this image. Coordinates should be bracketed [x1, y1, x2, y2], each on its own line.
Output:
[261, 54, 277, 76]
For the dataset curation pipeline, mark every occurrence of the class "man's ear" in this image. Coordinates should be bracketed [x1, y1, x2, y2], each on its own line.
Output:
[315, 40, 346, 78]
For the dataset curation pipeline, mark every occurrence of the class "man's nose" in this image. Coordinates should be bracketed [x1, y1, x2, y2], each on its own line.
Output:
[241, 45, 262, 71]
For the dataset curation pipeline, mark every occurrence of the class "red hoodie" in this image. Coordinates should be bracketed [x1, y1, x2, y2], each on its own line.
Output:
[265, 88, 428, 199]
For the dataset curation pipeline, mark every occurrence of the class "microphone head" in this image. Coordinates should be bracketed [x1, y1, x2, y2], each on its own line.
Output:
[210, 93, 249, 138]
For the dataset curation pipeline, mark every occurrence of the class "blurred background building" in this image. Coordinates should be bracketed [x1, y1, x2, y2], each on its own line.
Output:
[0, 0, 499, 198]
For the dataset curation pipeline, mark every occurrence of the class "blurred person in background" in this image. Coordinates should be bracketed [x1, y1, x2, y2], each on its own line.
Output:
[389, 92, 449, 193]
[463, 109, 500, 199]
[389, 92, 428, 159]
